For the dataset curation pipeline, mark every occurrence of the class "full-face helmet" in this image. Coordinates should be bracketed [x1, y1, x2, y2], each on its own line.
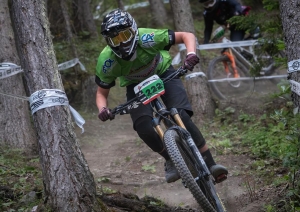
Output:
[101, 9, 138, 60]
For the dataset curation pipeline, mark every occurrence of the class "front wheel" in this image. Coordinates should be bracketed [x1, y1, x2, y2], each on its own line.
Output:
[207, 55, 254, 100]
[163, 129, 225, 212]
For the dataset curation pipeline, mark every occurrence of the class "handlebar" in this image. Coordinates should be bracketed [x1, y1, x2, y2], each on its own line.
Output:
[110, 66, 188, 116]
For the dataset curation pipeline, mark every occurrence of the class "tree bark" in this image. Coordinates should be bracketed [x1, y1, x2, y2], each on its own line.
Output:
[279, 0, 300, 111]
[9, 0, 104, 211]
[76, 0, 98, 38]
[117, 0, 125, 11]
[169, 0, 215, 124]
[0, 0, 37, 153]
[60, 0, 78, 58]
[149, 0, 167, 27]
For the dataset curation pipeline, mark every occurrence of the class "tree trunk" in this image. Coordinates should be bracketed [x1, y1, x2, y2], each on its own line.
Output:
[169, 0, 215, 124]
[60, 0, 80, 75]
[82, 76, 98, 112]
[76, 0, 98, 38]
[149, 0, 167, 27]
[117, 0, 125, 11]
[279, 0, 300, 111]
[60, 0, 78, 57]
[9, 0, 104, 211]
[0, 0, 37, 154]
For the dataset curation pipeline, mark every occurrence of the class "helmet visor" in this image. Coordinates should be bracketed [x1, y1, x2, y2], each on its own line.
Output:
[107, 28, 134, 47]
[203, 0, 216, 8]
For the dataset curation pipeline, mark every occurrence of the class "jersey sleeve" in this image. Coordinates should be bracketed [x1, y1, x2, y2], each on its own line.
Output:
[95, 48, 118, 89]
[138, 28, 175, 51]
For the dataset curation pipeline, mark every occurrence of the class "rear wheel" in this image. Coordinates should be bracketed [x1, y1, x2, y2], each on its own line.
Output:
[252, 45, 286, 85]
[164, 129, 225, 212]
[207, 55, 254, 100]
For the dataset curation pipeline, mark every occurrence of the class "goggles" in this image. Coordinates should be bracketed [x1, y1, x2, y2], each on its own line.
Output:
[203, 0, 216, 8]
[107, 28, 134, 47]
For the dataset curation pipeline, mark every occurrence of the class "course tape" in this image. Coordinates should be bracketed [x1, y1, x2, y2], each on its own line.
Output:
[172, 40, 258, 65]
[0, 58, 86, 79]
[0, 62, 86, 133]
[58, 58, 86, 72]
[0, 63, 23, 79]
[29, 89, 85, 133]
[185, 72, 206, 79]
[288, 59, 300, 74]
[290, 80, 300, 97]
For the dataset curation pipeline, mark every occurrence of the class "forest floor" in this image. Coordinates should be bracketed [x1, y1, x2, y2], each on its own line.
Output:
[75, 77, 288, 212]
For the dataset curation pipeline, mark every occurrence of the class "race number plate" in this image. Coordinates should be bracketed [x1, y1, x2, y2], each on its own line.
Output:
[134, 75, 165, 105]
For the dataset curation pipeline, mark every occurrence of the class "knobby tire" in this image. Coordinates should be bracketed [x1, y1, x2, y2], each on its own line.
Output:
[252, 46, 286, 85]
[207, 55, 253, 100]
[164, 129, 226, 212]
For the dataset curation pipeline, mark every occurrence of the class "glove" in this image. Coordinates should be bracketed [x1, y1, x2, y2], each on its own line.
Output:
[98, 107, 115, 121]
[183, 53, 199, 71]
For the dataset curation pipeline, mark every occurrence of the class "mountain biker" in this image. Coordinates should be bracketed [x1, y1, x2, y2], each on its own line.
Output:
[95, 8, 228, 184]
[199, 0, 250, 44]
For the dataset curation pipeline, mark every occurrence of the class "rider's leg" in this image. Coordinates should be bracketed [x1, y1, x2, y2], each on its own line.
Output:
[160, 67, 228, 183]
[134, 116, 180, 183]
[178, 109, 228, 183]
[230, 28, 245, 41]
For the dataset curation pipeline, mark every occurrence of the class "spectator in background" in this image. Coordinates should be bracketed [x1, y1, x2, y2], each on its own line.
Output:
[199, 0, 249, 44]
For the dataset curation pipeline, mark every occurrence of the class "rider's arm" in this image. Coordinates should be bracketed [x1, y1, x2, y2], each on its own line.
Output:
[96, 86, 110, 112]
[174, 32, 197, 54]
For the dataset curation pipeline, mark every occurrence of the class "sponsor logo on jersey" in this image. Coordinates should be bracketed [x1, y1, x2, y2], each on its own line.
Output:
[141, 32, 155, 47]
[102, 58, 114, 74]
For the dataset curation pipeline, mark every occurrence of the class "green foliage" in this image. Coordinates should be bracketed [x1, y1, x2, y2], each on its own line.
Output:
[203, 83, 300, 210]
[0, 148, 43, 211]
[97, 177, 111, 183]
[228, 13, 258, 34]
[241, 103, 300, 210]
[262, 0, 279, 11]
[142, 165, 156, 173]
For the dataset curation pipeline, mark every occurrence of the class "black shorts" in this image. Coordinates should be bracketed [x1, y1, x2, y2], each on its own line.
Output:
[126, 66, 193, 130]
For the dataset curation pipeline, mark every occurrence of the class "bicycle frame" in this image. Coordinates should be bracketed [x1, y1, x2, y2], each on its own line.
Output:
[110, 67, 225, 211]
[221, 37, 277, 75]
[222, 49, 240, 78]
[150, 97, 211, 175]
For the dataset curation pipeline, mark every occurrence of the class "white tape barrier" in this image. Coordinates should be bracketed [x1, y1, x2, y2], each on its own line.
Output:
[29, 89, 85, 133]
[185, 72, 206, 79]
[290, 80, 300, 97]
[0, 58, 86, 80]
[0, 63, 23, 79]
[288, 59, 300, 74]
[207, 74, 287, 82]
[172, 40, 258, 65]
[58, 58, 86, 72]
[185, 72, 286, 81]
[0, 63, 86, 132]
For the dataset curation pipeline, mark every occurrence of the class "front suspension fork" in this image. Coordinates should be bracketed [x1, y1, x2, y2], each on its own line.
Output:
[223, 50, 240, 78]
[152, 108, 186, 141]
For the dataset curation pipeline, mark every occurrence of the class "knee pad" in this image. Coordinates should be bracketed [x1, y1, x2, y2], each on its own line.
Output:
[134, 116, 164, 153]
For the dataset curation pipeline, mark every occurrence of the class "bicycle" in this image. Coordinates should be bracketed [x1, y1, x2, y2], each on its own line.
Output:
[207, 26, 285, 100]
[110, 67, 226, 212]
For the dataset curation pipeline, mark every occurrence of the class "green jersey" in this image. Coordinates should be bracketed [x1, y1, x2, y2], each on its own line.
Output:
[95, 28, 175, 88]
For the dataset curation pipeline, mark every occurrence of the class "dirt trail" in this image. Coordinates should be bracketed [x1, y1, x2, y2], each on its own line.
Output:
[76, 110, 276, 212]
[74, 73, 287, 211]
